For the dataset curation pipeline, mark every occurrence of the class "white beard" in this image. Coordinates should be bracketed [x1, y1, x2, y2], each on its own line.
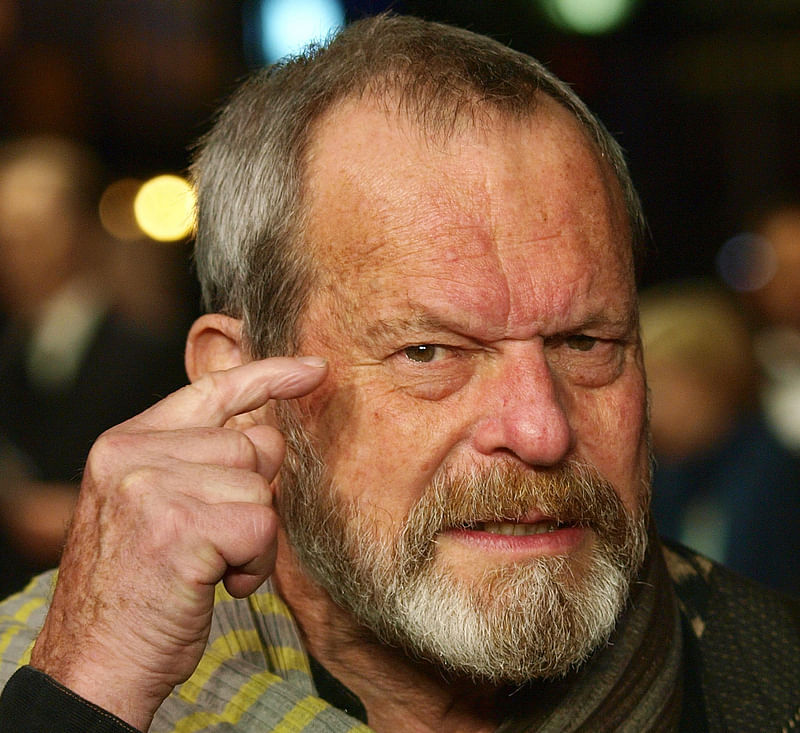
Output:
[366, 543, 637, 681]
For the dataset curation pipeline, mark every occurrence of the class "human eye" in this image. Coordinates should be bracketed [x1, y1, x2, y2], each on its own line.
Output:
[564, 334, 598, 352]
[402, 344, 448, 363]
[548, 333, 625, 387]
[387, 343, 473, 400]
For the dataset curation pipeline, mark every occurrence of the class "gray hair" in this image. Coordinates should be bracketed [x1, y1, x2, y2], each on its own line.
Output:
[192, 13, 646, 358]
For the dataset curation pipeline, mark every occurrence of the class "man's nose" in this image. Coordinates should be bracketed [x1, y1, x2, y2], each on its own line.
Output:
[471, 343, 573, 466]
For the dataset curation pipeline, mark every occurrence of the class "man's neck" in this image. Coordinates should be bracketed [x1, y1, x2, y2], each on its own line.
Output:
[273, 541, 506, 733]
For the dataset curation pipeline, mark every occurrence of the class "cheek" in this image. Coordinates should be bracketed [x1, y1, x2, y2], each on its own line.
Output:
[299, 365, 456, 509]
[567, 374, 649, 513]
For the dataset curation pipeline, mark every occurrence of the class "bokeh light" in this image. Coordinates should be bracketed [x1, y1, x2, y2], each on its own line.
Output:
[133, 174, 196, 242]
[539, 0, 638, 35]
[256, 0, 345, 63]
[716, 232, 778, 293]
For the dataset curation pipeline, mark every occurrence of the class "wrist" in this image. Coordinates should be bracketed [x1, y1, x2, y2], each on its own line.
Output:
[31, 632, 170, 731]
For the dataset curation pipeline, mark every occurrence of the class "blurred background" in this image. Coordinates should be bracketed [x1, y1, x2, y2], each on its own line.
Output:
[0, 0, 798, 596]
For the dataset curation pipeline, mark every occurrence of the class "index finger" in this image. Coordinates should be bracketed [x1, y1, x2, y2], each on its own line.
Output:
[129, 356, 328, 431]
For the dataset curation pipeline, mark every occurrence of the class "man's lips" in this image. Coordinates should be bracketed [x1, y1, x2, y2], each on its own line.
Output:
[462, 510, 572, 537]
[439, 514, 587, 555]
[465, 519, 565, 536]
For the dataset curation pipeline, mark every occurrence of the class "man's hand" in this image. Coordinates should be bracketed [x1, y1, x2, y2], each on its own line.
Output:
[30, 356, 328, 731]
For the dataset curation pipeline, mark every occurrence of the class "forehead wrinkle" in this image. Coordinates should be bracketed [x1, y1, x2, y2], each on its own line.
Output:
[307, 97, 525, 304]
[306, 94, 636, 346]
[490, 186, 631, 331]
[316, 162, 490, 281]
[363, 300, 509, 344]
[364, 311, 461, 344]
[452, 114, 602, 333]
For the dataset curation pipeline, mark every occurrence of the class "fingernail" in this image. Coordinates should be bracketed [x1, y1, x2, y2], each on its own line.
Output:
[297, 355, 327, 368]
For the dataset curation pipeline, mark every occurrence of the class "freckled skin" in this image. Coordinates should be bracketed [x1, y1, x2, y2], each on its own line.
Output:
[273, 96, 649, 715]
[283, 96, 647, 516]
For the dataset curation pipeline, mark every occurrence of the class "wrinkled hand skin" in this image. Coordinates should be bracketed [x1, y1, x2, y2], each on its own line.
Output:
[30, 357, 328, 731]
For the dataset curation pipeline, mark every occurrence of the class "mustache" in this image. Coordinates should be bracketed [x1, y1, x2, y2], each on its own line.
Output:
[394, 460, 642, 570]
[276, 404, 647, 579]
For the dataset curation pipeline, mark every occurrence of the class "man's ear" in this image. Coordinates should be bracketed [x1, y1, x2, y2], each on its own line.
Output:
[185, 314, 246, 383]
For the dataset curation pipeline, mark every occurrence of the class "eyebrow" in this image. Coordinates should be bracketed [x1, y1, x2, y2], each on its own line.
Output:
[365, 311, 637, 346]
[361, 292, 639, 345]
[364, 311, 463, 343]
[567, 311, 637, 334]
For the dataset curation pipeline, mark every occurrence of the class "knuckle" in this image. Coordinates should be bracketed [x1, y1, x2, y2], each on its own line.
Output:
[86, 429, 123, 466]
[117, 466, 161, 500]
[188, 373, 216, 402]
[248, 472, 274, 506]
[189, 371, 231, 418]
[136, 493, 194, 556]
[225, 429, 259, 469]
[156, 497, 195, 536]
[84, 430, 138, 486]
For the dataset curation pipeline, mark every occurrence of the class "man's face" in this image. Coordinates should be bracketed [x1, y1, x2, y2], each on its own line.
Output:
[277, 96, 650, 680]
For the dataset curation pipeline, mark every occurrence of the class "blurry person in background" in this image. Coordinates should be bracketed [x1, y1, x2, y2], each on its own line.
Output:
[642, 279, 800, 594]
[0, 136, 186, 596]
[744, 200, 800, 452]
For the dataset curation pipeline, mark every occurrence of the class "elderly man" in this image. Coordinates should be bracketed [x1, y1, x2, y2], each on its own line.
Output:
[0, 14, 797, 733]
